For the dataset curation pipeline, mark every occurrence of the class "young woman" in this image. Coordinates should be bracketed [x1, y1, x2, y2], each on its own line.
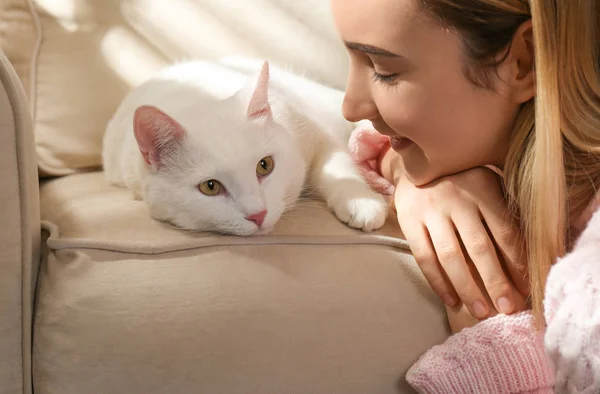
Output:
[331, 0, 600, 392]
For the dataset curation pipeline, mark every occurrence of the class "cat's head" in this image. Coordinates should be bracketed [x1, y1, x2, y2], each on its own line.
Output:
[133, 61, 306, 235]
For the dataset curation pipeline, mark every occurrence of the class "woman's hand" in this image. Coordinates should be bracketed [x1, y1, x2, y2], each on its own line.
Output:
[391, 160, 530, 322]
[348, 122, 529, 325]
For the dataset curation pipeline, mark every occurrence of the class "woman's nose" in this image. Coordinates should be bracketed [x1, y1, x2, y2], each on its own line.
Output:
[342, 68, 378, 122]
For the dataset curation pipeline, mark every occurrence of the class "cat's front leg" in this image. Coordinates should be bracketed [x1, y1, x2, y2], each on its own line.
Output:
[310, 141, 389, 232]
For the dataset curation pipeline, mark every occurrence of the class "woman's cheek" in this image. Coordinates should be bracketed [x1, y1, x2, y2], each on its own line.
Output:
[374, 86, 428, 139]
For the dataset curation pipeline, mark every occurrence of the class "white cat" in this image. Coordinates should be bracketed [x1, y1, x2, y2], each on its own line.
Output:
[103, 60, 388, 236]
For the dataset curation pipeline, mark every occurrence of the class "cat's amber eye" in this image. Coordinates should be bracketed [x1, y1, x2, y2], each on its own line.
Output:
[198, 179, 222, 196]
[256, 156, 275, 176]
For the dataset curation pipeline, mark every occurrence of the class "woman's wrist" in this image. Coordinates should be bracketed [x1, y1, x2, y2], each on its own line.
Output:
[379, 145, 403, 186]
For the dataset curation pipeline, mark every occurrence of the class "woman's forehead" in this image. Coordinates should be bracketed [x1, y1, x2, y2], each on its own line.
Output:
[331, 0, 420, 41]
[331, 0, 456, 61]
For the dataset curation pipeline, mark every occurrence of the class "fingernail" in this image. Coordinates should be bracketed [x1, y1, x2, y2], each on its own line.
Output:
[497, 297, 514, 315]
[443, 294, 457, 307]
[472, 301, 488, 319]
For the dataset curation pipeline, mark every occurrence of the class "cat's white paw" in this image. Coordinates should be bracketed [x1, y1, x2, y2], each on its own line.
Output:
[331, 191, 389, 232]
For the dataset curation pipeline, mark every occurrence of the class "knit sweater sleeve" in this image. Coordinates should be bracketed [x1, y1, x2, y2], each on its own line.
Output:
[405, 311, 555, 393]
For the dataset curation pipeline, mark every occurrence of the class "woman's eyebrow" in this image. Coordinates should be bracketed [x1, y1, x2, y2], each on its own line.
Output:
[344, 41, 403, 58]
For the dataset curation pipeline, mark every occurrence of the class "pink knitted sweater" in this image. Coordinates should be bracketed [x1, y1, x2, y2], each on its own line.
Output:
[348, 123, 600, 393]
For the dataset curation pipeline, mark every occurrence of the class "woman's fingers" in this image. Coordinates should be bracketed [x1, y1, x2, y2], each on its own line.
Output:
[394, 166, 530, 321]
[400, 218, 458, 307]
[478, 197, 530, 298]
[425, 216, 491, 319]
[451, 207, 517, 314]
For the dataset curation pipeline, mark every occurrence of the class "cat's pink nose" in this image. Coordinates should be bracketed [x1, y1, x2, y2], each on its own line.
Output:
[245, 210, 267, 227]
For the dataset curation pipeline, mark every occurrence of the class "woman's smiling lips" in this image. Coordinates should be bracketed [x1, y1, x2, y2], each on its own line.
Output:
[390, 136, 414, 151]
[372, 121, 415, 151]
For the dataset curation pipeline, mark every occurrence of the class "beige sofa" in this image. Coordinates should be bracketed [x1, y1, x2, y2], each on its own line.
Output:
[0, 1, 450, 393]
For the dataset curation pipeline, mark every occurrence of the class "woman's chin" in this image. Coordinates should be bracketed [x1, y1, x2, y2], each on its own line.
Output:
[400, 151, 456, 187]
[401, 162, 437, 187]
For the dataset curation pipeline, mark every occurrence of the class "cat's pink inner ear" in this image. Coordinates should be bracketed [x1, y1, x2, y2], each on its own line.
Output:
[133, 105, 185, 169]
[247, 61, 272, 120]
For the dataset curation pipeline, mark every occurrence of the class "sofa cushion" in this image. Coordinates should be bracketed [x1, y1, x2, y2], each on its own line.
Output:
[36, 172, 449, 394]
[0, 0, 350, 176]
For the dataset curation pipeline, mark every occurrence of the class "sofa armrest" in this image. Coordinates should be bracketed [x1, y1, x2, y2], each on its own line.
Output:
[0, 50, 39, 394]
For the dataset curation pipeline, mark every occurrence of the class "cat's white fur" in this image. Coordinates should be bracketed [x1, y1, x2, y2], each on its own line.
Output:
[103, 60, 388, 235]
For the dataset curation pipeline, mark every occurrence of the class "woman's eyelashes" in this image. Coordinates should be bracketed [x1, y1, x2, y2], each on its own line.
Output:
[369, 58, 405, 85]
[348, 51, 406, 85]
[371, 71, 399, 84]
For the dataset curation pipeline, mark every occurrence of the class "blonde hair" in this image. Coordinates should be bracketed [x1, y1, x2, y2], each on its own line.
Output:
[419, 0, 600, 318]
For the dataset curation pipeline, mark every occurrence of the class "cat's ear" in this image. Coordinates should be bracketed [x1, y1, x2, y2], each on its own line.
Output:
[133, 105, 185, 170]
[244, 60, 272, 120]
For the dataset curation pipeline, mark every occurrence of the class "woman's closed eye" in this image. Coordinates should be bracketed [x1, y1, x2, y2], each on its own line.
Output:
[372, 71, 399, 84]
[370, 61, 405, 85]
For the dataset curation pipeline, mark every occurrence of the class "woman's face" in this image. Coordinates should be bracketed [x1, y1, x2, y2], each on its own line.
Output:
[331, 0, 521, 185]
